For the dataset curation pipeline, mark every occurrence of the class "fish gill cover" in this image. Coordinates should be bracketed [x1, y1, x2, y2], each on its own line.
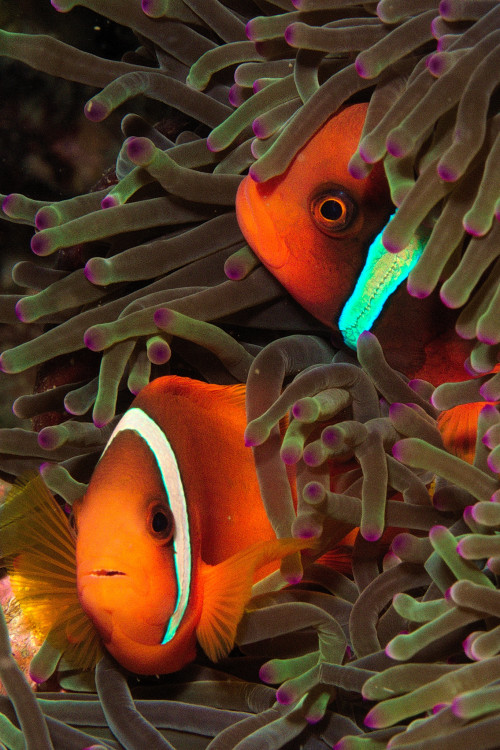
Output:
[0, 0, 498, 748]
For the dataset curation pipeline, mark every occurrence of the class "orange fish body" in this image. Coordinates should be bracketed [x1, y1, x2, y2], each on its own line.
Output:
[74, 376, 309, 674]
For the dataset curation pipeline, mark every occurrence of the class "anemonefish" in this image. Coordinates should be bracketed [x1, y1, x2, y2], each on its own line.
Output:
[0, 376, 313, 677]
[236, 102, 498, 461]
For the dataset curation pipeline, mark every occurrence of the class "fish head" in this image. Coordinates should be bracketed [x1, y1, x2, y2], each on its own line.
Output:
[75, 425, 200, 674]
[236, 102, 393, 343]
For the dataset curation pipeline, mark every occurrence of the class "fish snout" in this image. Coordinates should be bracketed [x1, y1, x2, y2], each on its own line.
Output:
[236, 177, 289, 269]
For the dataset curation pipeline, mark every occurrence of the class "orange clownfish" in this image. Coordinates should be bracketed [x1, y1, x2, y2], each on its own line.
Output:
[235, 102, 475, 386]
[236, 102, 393, 340]
[0, 376, 311, 677]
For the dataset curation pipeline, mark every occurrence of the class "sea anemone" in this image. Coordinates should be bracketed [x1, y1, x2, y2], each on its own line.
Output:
[0, 1, 500, 748]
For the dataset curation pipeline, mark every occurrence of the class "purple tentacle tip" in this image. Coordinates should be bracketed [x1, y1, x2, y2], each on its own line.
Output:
[224, 264, 242, 280]
[381, 235, 401, 254]
[84, 99, 107, 122]
[1, 194, 15, 214]
[228, 85, 241, 108]
[127, 136, 154, 164]
[141, 0, 153, 13]
[392, 441, 403, 461]
[439, 0, 452, 18]
[482, 433, 492, 448]
[321, 427, 339, 448]
[390, 534, 406, 555]
[455, 538, 465, 557]
[437, 163, 457, 182]
[244, 20, 254, 40]
[479, 382, 496, 401]
[477, 332, 498, 346]
[295, 526, 316, 540]
[31, 233, 50, 256]
[248, 165, 263, 183]
[101, 195, 118, 209]
[258, 663, 273, 683]
[348, 160, 367, 180]
[358, 143, 376, 164]
[14, 299, 27, 323]
[306, 712, 323, 725]
[463, 218, 485, 238]
[429, 524, 447, 540]
[482, 402, 499, 415]
[304, 481, 325, 503]
[153, 307, 173, 328]
[462, 632, 476, 659]
[451, 696, 464, 719]
[357, 330, 373, 343]
[284, 25, 295, 45]
[206, 135, 217, 153]
[276, 687, 294, 705]
[362, 526, 382, 542]
[252, 118, 265, 138]
[83, 329, 99, 352]
[84, 259, 104, 285]
[432, 702, 448, 715]
[354, 57, 369, 79]
[363, 710, 378, 729]
[84, 262, 95, 284]
[280, 447, 299, 465]
[487, 453, 500, 473]
[426, 53, 446, 77]
[438, 286, 455, 308]
[385, 136, 405, 158]
[35, 211, 50, 230]
[388, 402, 404, 418]
[291, 0, 301, 7]
[407, 281, 430, 298]
[286, 573, 304, 585]
[38, 428, 55, 450]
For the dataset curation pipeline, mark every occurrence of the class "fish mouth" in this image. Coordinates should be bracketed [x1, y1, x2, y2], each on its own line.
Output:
[89, 569, 126, 577]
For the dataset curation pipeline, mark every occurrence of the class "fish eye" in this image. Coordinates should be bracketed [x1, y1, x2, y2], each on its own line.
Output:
[147, 503, 174, 543]
[310, 189, 357, 235]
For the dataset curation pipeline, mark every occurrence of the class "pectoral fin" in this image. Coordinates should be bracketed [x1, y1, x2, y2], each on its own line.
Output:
[196, 537, 312, 662]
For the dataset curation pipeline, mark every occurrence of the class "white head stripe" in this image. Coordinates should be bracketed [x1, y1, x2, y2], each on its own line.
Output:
[102, 407, 191, 644]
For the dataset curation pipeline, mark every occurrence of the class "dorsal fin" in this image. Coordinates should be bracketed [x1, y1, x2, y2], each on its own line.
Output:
[196, 537, 313, 662]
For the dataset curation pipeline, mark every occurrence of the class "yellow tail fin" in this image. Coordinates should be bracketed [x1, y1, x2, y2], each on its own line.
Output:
[0, 473, 102, 672]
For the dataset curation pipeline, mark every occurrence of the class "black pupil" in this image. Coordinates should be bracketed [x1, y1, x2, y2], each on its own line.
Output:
[320, 199, 343, 221]
[152, 510, 170, 533]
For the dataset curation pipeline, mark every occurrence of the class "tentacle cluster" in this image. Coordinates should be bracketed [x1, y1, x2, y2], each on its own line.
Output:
[0, 2, 500, 749]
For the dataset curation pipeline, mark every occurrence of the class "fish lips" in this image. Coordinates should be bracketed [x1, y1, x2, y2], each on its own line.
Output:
[78, 564, 174, 644]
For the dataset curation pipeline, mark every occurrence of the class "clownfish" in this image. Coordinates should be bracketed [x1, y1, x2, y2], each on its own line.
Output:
[235, 102, 472, 385]
[236, 103, 393, 343]
[0, 376, 313, 677]
[236, 102, 499, 461]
